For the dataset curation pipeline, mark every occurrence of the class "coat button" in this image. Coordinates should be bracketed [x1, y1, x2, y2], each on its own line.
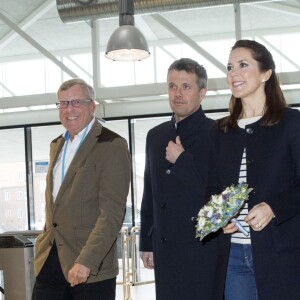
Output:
[246, 128, 253, 134]
[160, 237, 167, 243]
[53, 223, 58, 227]
[161, 203, 167, 209]
[166, 169, 171, 174]
[246, 159, 254, 166]
[49, 241, 52, 246]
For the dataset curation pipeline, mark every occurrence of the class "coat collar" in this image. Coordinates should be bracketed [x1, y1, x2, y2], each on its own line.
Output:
[171, 106, 208, 146]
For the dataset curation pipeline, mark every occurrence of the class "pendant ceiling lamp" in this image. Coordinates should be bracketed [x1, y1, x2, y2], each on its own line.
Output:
[105, 0, 150, 61]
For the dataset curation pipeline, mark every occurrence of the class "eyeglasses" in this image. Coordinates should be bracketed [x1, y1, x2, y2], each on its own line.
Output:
[56, 99, 92, 109]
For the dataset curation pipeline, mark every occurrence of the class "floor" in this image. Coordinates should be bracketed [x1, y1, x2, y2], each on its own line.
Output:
[116, 281, 156, 300]
[116, 264, 156, 300]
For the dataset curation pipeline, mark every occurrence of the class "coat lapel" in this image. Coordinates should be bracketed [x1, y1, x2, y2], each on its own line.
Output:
[54, 120, 103, 205]
[46, 135, 65, 210]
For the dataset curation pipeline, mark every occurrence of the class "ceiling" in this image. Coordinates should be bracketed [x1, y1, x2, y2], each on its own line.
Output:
[0, 0, 300, 126]
[0, 0, 300, 59]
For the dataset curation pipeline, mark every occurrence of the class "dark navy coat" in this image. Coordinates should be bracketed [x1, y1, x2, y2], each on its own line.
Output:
[216, 107, 300, 300]
[140, 107, 224, 300]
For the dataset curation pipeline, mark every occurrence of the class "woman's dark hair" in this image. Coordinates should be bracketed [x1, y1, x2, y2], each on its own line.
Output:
[219, 39, 287, 132]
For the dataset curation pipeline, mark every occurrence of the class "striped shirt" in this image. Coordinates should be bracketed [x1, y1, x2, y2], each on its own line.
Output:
[231, 116, 261, 244]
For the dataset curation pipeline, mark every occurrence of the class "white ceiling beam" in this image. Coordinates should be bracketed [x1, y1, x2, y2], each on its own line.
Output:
[0, 10, 79, 78]
[65, 56, 93, 79]
[97, 71, 300, 100]
[91, 20, 102, 92]
[259, 37, 300, 69]
[234, 2, 242, 40]
[0, 105, 104, 127]
[1, 88, 299, 127]
[1, 71, 298, 109]
[0, 0, 56, 50]
[135, 15, 158, 41]
[0, 81, 15, 96]
[150, 13, 228, 74]
[0, 93, 56, 109]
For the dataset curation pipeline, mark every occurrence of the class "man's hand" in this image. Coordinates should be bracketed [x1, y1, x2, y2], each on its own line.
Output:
[68, 263, 90, 287]
[141, 252, 154, 269]
[166, 136, 184, 164]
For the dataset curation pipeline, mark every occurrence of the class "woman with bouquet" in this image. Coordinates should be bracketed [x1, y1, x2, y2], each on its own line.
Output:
[217, 39, 300, 299]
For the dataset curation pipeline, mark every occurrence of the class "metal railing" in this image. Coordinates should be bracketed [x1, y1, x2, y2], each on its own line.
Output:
[118, 226, 155, 300]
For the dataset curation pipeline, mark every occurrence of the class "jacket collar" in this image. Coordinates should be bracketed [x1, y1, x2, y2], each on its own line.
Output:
[171, 106, 207, 142]
[50, 120, 103, 204]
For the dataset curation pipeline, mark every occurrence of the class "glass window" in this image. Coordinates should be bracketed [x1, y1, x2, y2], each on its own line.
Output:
[17, 191, 23, 200]
[31, 125, 64, 230]
[17, 209, 23, 219]
[4, 191, 10, 201]
[0, 129, 27, 233]
[103, 119, 132, 210]
[4, 210, 12, 217]
[4, 59, 45, 96]
[132, 116, 170, 214]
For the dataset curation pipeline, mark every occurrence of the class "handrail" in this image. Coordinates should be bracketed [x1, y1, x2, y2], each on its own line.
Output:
[118, 226, 155, 300]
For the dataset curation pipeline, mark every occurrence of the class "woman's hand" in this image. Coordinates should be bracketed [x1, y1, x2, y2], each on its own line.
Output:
[223, 221, 239, 234]
[245, 202, 274, 231]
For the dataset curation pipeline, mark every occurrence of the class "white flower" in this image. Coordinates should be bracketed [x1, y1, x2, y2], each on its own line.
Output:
[197, 217, 206, 228]
[206, 206, 213, 218]
[211, 194, 223, 205]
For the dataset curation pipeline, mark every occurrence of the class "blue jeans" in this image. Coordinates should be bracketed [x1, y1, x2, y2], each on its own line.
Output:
[225, 243, 258, 300]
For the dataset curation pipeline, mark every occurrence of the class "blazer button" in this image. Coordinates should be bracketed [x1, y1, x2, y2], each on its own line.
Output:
[161, 203, 167, 209]
[49, 241, 53, 246]
[166, 169, 171, 174]
[53, 223, 58, 227]
[160, 237, 167, 243]
[246, 128, 253, 134]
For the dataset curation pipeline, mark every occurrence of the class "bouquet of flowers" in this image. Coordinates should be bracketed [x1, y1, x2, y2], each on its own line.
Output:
[194, 182, 253, 241]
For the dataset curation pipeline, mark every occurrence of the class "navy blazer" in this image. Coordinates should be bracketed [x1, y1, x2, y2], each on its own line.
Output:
[216, 107, 300, 299]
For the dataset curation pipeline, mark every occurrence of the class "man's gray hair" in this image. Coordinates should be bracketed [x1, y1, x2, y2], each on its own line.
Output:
[57, 78, 95, 101]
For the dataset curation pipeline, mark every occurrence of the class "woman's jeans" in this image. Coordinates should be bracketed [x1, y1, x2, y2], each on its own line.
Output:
[225, 243, 258, 300]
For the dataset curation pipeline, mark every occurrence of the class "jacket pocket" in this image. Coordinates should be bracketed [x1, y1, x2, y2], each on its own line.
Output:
[74, 227, 93, 248]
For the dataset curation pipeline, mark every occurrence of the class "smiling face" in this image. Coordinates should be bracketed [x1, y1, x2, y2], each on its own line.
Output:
[167, 70, 206, 122]
[58, 84, 96, 140]
[227, 47, 271, 102]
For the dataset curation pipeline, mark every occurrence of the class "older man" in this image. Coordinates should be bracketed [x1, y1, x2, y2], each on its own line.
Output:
[32, 79, 131, 299]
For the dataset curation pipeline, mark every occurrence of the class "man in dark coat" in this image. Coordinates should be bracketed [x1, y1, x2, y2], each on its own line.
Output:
[139, 58, 224, 300]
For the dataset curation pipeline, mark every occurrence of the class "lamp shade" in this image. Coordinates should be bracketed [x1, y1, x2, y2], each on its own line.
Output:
[105, 25, 150, 61]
